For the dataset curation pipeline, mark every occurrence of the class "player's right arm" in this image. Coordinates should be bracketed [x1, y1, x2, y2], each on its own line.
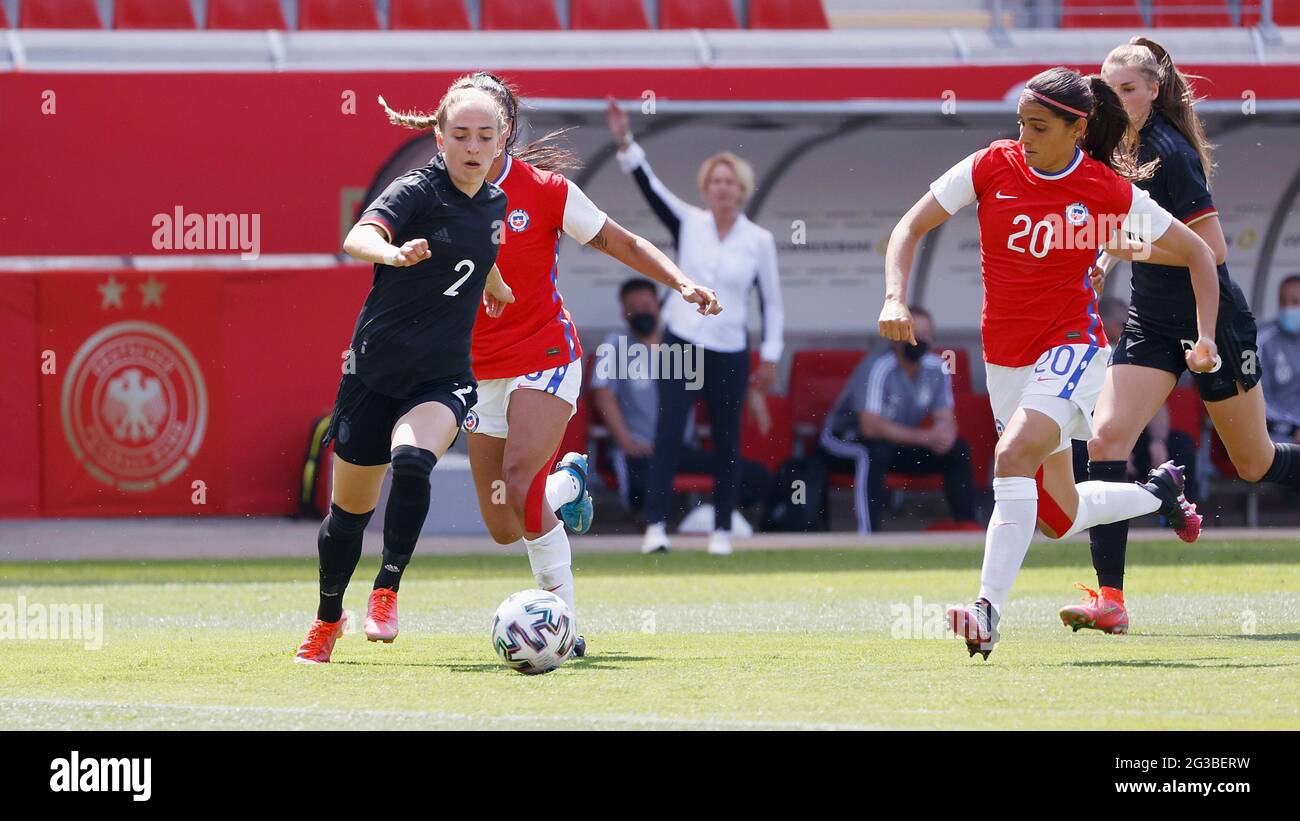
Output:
[343, 223, 430, 267]
[345, 174, 432, 267]
[881, 151, 979, 344]
[880, 192, 953, 345]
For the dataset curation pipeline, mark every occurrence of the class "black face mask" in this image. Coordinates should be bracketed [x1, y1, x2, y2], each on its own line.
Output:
[628, 312, 658, 337]
[899, 340, 930, 362]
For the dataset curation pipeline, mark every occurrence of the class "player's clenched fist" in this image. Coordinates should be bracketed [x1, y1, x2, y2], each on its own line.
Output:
[680, 283, 723, 316]
[386, 238, 432, 267]
[1185, 336, 1220, 374]
[878, 299, 917, 345]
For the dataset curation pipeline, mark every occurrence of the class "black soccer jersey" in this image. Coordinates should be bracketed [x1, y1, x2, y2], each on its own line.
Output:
[1127, 110, 1249, 338]
[350, 153, 506, 398]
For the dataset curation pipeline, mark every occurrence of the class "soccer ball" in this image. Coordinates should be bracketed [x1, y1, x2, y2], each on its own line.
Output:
[491, 589, 576, 675]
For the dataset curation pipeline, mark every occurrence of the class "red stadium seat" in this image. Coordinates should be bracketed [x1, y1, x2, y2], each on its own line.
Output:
[1, 4, 8, 26]
[391, 0, 470, 30]
[749, 0, 829, 29]
[570, 0, 650, 30]
[1152, 0, 1231, 26]
[1241, 0, 1300, 25]
[1165, 386, 1204, 440]
[659, 0, 738, 29]
[788, 348, 867, 452]
[481, 0, 560, 30]
[1060, 0, 1144, 27]
[19, 0, 102, 28]
[298, 0, 380, 30]
[944, 346, 972, 395]
[115, 0, 196, 29]
[207, 0, 288, 29]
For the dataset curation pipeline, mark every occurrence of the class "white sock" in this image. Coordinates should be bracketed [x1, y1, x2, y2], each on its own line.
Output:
[977, 476, 1038, 615]
[544, 470, 581, 510]
[524, 521, 575, 630]
[1056, 481, 1161, 540]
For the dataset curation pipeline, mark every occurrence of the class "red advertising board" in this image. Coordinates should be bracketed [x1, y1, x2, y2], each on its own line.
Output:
[39, 271, 227, 515]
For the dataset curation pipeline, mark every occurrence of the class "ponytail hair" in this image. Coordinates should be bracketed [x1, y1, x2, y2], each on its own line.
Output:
[1105, 36, 1215, 181]
[377, 80, 506, 135]
[1021, 67, 1154, 181]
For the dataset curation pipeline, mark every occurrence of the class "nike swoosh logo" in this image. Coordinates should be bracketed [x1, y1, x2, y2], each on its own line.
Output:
[545, 585, 563, 593]
[995, 191, 1016, 199]
[1036, 376, 1052, 382]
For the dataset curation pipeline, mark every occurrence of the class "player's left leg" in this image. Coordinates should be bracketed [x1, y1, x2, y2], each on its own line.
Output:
[504, 388, 583, 647]
[1205, 381, 1300, 488]
[361, 399, 462, 643]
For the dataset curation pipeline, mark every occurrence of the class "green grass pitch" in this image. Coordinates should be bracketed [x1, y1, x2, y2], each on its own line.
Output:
[1, 539, 1297, 730]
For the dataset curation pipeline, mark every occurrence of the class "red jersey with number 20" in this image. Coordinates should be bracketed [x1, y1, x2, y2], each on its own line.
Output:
[470, 155, 608, 380]
[929, 139, 1173, 368]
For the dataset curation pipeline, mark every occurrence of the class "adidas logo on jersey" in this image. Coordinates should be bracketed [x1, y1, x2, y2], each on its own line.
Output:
[431, 227, 452, 243]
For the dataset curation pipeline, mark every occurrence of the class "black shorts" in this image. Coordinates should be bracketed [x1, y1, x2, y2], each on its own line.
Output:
[1110, 309, 1260, 402]
[322, 372, 478, 466]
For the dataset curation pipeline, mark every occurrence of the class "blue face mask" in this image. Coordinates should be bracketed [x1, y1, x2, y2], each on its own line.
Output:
[1280, 307, 1300, 335]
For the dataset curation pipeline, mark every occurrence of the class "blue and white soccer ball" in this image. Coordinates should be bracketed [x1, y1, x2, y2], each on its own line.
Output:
[491, 589, 576, 675]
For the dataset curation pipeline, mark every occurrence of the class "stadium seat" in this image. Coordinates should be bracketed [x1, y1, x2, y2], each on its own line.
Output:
[19, 0, 102, 28]
[1152, 0, 1231, 26]
[298, 0, 380, 30]
[115, 0, 196, 29]
[390, 0, 471, 30]
[749, 0, 830, 29]
[1, 4, 8, 26]
[481, 0, 560, 30]
[945, 347, 972, 395]
[570, 0, 650, 30]
[1241, 0, 1300, 25]
[1059, 0, 1144, 28]
[207, 0, 288, 29]
[659, 0, 739, 29]
[1165, 386, 1204, 440]
[788, 349, 867, 452]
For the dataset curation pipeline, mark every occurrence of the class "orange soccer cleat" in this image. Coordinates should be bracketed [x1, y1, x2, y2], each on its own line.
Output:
[294, 613, 348, 664]
[364, 588, 400, 643]
[1059, 583, 1129, 635]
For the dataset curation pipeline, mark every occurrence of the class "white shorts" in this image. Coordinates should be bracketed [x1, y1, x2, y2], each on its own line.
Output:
[466, 358, 583, 439]
[985, 343, 1110, 454]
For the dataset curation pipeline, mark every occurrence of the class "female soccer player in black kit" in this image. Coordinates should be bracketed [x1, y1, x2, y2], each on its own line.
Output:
[295, 84, 515, 663]
[1061, 38, 1300, 634]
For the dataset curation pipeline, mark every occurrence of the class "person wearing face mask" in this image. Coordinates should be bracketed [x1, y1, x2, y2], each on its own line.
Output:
[606, 100, 785, 556]
[590, 279, 774, 525]
[818, 307, 976, 533]
[1259, 275, 1300, 444]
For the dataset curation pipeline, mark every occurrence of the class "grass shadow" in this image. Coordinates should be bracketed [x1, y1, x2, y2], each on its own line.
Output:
[1062, 657, 1298, 670]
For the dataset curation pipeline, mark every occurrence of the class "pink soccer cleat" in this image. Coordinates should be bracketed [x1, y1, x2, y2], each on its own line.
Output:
[364, 588, 400, 643]
[294, 613, 348, 665]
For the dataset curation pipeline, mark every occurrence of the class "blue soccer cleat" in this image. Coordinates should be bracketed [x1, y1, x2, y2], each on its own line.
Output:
[555, 452, 594, 535]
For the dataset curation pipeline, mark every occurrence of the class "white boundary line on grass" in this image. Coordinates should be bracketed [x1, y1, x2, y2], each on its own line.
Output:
[0, 697, 883, 732]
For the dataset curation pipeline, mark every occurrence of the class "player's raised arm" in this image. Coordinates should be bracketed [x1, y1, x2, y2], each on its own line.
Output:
[880, 192, 952, 345]
[585, 217, 722, 316]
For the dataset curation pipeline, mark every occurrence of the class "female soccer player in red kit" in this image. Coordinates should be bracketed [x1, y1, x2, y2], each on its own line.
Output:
[879, 67, 1221, 659]
[380, 74, 721, 658]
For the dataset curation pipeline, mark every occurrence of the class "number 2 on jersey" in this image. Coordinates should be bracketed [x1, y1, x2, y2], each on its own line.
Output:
[443, 259, 475, 297]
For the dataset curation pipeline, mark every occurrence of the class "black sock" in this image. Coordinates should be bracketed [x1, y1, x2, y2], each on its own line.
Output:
[374, 445, 436, 592]
[1087, 460, 1128, 590]
[317, 503, 373, 622]
[1261, 442, 1300, 491]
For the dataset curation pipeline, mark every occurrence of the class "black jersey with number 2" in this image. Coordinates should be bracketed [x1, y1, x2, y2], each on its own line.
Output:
[350, 152, 506, 398]
[1127, 109, 1249, 338]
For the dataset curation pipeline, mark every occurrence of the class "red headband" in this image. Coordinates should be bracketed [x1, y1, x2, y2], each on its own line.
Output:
[1024, 87, 1090, 119]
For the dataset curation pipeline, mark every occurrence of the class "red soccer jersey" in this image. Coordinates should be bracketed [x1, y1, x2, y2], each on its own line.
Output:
[929, 140, 1173, 367]
[470, 155, 607, 380]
